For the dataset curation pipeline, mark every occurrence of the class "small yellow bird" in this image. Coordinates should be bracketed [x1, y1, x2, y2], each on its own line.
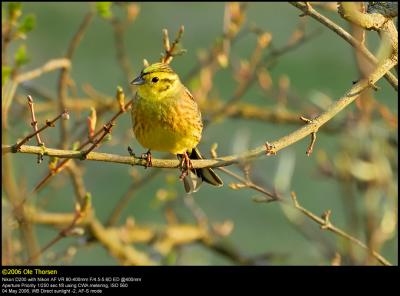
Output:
[130, 62, 223, 193]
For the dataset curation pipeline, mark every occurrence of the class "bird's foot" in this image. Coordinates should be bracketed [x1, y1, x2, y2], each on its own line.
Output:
[140, 149, 152, 168]
[179, 152, 193, 180]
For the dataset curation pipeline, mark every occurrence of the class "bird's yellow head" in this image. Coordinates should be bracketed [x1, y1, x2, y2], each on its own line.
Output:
[131, 63, 181, 100]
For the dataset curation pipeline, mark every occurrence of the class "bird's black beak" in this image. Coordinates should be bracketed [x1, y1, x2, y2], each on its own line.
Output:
[130, 75, 145, 85]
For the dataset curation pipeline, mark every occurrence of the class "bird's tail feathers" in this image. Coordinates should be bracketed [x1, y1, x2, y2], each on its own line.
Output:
[183, 171, 203, 193]
[181, 148, 223, 193]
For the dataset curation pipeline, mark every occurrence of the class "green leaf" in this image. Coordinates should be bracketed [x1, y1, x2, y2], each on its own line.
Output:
[18, 14, 36, 34]
[2, 66, 12, 85]
[8, 2, 22, 19]
[14, 44, 30, 67]
[96, 2, 112, 19]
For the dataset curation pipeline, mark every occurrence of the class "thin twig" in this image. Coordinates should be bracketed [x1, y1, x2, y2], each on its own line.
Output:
[306, 132, 317, 156]
[289, 2, 398, 91]
[89, 217, 156, 265]
[300, 116, 317, 156]
[26, 212, 82, 265]
[13, 110, 69, 152]
[218, 167, 278, 201]
[82, 87, 128, 157]
[210, 29, 322, 122]
[214, 161, 392, 265]
[26, 95, 43, 147]
[290, 192, 392, 266]
[66, 160, 88, 205]
[82, 123, 114, 158]
[15, 59, 71, 83]
[216, 161, 391, 265]
[161, 25, 185, 64]
[27, 95, 44, 163]
[25, 189, 91, 265]
[29, 99, 133, 194]
[183, 3, 248, 83]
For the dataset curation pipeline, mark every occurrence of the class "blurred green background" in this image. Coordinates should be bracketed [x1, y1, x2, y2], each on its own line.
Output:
[3, 2, 398, 265]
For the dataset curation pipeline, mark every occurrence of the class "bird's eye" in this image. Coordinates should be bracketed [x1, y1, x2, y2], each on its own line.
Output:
[152, 77, 159, 83]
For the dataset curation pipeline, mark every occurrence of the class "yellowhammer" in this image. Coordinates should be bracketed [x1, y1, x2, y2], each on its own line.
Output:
[131, 62, 223, 193]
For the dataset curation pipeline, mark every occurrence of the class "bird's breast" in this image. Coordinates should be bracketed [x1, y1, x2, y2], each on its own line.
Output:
[131, 95, 202, 154]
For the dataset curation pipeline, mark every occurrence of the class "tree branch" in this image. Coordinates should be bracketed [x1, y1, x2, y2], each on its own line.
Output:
[5, 56, 396, 169]
[15, 59, 71, 83]
[289, 2, 398, 91]
[13, 110, 69, 152]
[290, 192, 391, 266]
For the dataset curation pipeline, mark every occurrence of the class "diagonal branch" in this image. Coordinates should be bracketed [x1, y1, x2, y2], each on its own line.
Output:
[5, 57, 396, 169]
[15, 59, 71, 83]
[13, 110, 69, 152]
[290, 192, 391, 266]
[289, 2, 398, 91]
[29, 99, 133, 194]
